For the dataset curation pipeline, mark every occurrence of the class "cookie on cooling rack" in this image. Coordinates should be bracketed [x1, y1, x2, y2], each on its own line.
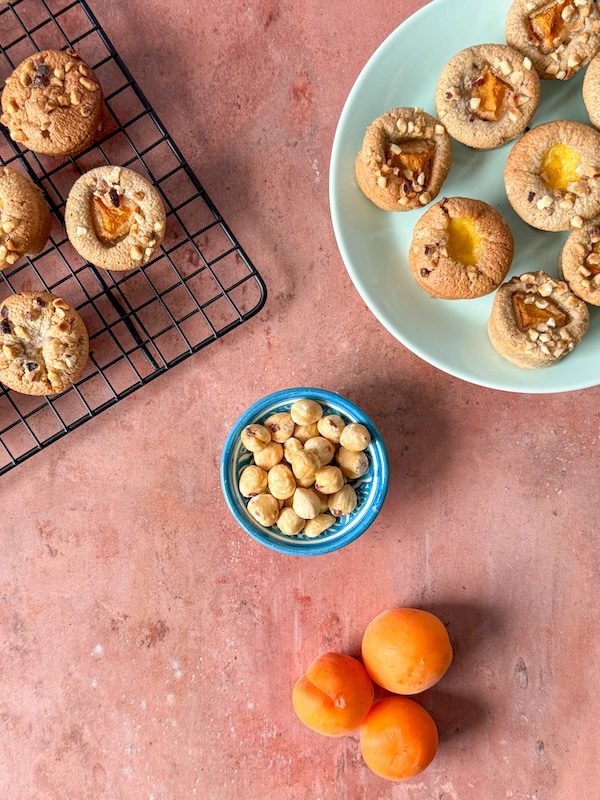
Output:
[1, 49, 103, 156]
[65, 165, 166, 271]
[0, 166, 51, 271]
[0, 291, 89, 395]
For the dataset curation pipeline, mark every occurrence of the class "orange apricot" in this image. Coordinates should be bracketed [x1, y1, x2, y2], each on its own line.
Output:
[292, 652, 374, 736]
[361, 607, 452, 694]
[360, 695, 438, 781]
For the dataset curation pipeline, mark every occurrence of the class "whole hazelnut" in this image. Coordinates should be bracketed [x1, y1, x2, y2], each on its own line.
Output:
[292, 488, 322, 520]
[328, 484, 358, 517]
[253, 440, 284, 471]
[276, 507, 305, 536]
[314, 465, 344, 495]
[267, 463, 296, 500]
[304, 513, 336, 538]
[336, 446, 369, 480]
[294, 423, 320, 443]
[247, 493, 279, 527]
[290, 398, 323, 425]
[317, 414, 346, 444]
[241, 424, 271, 452]
[303, 436, 335, 467]
[290, 449, 320, 482]
[239, 465, 268, 497]
[283, 437, 303, 463]
[315, 490, 329, 513]
[339, 423, 371, 452]
[264, 412, 295, 443]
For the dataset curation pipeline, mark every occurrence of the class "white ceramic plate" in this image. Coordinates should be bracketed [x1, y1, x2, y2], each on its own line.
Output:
[330, 0, 600, 393]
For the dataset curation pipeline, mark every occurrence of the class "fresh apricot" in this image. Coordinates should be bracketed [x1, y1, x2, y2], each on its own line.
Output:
[361, 608, 452, 694]
[360, 696, 438, 781]
[292, 652, 374, 736]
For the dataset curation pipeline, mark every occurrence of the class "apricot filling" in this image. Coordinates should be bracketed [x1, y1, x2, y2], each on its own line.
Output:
[528, 1, 573, 53]
[512, 292, 568, 329]
[447, 217, 482, 266]
[387, 140, 434, 183]
[540, 144, 580, 191]
[91, 194, 136, 245]
[472, 67, 510, 122]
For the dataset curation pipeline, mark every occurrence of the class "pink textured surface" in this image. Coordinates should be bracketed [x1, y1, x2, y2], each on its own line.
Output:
[2, 1, 600, 798]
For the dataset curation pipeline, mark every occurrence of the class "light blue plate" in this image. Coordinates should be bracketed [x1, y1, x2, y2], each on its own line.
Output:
[220, 388, 388, 556]
[329, 0, 600, 393]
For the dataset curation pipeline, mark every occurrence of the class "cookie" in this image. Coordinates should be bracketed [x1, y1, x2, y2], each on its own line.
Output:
[434, 44, 540, 150]
[355, 108, 452, 211]
[1, 49, 103, 156]
[0, 291, 89, 395]
[504, 120, 600, 231]
[409, 197, 514, 299]
[0, 166, 51, 270]
[582, 52, 600, 128]
[559, 217, 600, 304]
[506, 0, 600, 81]
[65, 166, 166, 271]
[488, 271, 589, 368]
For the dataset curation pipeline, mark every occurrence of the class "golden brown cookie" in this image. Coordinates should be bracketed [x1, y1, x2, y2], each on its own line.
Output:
[559, 217, 600, 304]
[504, 120, 600, 231]
[0, 166, 51, 270]
[355, 108, 452, 211]
[506, 0, 600, 81]
[488, 271, 589, 368]
[582, 52, 600, 128]
[435, 44, 540, 149]
[409, 197, 514, 299]
[0, 291, 89, 395]
[1, 49, 103, 156]
[65, 166, 166, 271]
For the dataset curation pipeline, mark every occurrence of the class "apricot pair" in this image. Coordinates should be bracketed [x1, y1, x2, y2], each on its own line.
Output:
[292, 608, 452, 782]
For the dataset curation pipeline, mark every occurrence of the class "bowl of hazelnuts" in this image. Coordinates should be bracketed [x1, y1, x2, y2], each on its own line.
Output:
[220, 388, 388, 555]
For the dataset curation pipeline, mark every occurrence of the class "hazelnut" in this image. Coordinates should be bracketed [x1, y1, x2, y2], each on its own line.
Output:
[292, 488, 322, 520]
[315, 490, 329, 513]
[317, 414, 346, 443]
[328, 484, 358, 517]
[267, 463, 296, 500]
[339, 423, 371, 452]
[314, 465, 345, 495]
[290, 398, 323, 425]
[263, 411, 295, 443]
[290, 450, 320, 482]
[336, 447, 369, 480]
[247, 494, 279, 527]
[303, 436, 335, 467]
[241, 424, 271, 452]
[253, 441, 284, 470]
[283, 437, 303, 463]
[304, 513, 336, 538]
[294, 422, 320, 443]
[276, 507, 305, 537]
[238, 465, 268, 497]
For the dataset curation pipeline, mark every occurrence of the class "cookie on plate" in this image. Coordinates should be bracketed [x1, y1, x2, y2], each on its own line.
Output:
[0, 166, 51, 270]
[488, 270, 589, 368]
[65, 165, 166, 271]
[582, 52, 600, 129]
[504, 120, 600, 231]
[434, 43, 540, 149]
[409, 197, 514, 299]
[355, 108, 452, 211]
[1, 49, 103, 156]
[559, 218, 600, 304]
[0, 291, 89, 395]
[506, 0, 600, 81]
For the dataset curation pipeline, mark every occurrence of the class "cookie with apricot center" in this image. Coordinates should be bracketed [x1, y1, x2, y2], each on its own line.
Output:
[409, 197, 514, 299]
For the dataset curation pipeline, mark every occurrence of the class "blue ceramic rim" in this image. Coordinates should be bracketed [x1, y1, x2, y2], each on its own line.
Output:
[220, 388, 389, 556]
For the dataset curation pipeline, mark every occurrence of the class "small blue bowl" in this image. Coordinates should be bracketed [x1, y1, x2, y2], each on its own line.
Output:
[220, 388, 388, 556]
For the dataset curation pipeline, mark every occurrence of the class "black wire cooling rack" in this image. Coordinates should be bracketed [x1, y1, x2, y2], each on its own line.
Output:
[0, 0, 267, 476]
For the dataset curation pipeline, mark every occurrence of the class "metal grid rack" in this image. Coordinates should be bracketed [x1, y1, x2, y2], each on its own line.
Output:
[0, 0, 267, 476]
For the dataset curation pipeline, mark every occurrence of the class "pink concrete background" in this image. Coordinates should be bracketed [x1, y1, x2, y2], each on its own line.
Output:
[1, 0, 600, 798]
